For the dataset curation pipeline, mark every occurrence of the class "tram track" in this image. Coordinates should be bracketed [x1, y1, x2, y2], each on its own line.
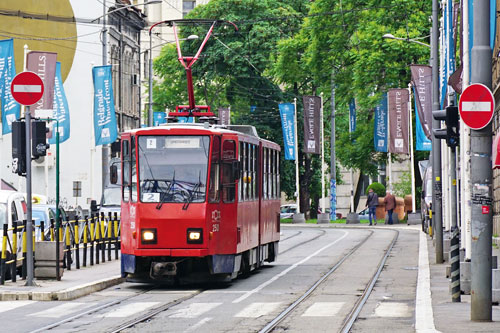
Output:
[279, 228, 327, 255]
[259, 228, 399, 333]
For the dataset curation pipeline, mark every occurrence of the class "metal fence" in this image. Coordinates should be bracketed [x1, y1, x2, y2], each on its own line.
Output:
[0, 212, 120, 284]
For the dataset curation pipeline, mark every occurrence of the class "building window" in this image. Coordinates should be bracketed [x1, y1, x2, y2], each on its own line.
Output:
[183, 1, 196, 17]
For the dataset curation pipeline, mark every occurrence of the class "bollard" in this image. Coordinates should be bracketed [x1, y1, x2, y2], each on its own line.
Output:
[50, 218, 55, 242]
[75, 218, 80, 269]
[107, 212, 112, 261]
[114, 212, 119, 260]
[83, 216, 88, 267]
[40, 221, 45, 242]
[100, 213, 106, 263]
[95, 215, 100, 265]
[90, 216, 95, 266]
[11, 221, 18, 282]
[22, 220, 27, 280]
[0, 224, 8, 284]
[65, 223, 71, 270]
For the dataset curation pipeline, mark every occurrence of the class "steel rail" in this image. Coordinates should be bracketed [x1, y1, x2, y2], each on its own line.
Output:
[259, 229, 374, 333]
[339, 229, 399, 333]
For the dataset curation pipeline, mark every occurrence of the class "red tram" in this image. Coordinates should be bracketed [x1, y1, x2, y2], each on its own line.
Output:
[118, 123, 281, 282]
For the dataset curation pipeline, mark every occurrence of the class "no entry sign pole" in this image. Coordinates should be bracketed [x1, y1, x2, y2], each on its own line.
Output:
[11, 71, 44, 287]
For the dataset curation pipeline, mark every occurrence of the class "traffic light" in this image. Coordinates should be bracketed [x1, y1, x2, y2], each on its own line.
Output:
[32, 120, 50, 158]
[11, 120, 26, 176]
[433, 105, 459, 148]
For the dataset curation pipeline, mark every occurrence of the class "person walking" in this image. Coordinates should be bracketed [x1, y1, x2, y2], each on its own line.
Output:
[384, 190, 396, 225]
[365, 188, 378, 226]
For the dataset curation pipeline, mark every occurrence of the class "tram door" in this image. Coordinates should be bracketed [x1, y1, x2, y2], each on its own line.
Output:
[219, 139, 238, 251]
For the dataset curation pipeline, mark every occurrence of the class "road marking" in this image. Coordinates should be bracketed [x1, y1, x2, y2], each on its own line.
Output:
[185, 317, 212, 332]
[374, 302, 410, 317]
[415, 232, 440, 332]
[29, 302, 94, 318]
[235, 302, 281, 318]
[102, 302, 160, 318]
[302, 302, 344, 317]
[169, 302, 221, 318]
[233, 230, 349, 303]
[0, 301, 36, 313]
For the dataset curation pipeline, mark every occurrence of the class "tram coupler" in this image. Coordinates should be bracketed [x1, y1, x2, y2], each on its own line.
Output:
[151, 261, 178, 277]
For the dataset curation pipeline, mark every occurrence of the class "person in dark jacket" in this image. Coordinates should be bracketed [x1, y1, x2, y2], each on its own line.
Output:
[365, 188, 378, 226]
[384, 190, 397, 225]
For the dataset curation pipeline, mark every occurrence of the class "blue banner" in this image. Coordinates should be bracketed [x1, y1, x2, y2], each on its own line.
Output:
[153, 112, 166, 126]
[92, 65, 118, 146]
[349, 98, 356, 132]
[414, 93, 432, 151]
[49, 62, 70, 144]
[279, 103, 296, 160]
[0, 39, 20, 134]
[250, 105, 256, 113]
[374, 93, 388, 152]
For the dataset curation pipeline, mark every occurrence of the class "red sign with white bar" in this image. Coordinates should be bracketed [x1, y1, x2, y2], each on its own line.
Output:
[459, 83, 495, 130]
[10, 71, 44, 106]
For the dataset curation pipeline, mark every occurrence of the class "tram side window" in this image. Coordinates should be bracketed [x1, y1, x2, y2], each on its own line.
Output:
[273, 150, 277, 198]
[277, 150, 280, 196]
[122, 140, 130, 202]
[209, 136, 221, 203]
[239, 142, 243, 201]
[243, 143, 247, 201]
[131, 138, 137, 202]
[222, 140, 236, 203]
[251, 144, 256, 200]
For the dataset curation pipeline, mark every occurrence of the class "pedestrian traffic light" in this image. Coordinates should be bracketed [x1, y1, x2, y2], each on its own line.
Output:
[11, 120, 26, 176]
[32, 120, 50, 158]
[433, 105, 459, 148]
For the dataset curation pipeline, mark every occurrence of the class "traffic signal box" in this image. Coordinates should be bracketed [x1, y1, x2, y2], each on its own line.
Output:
[11, 119, 49, 176]
[433, 105, 459, 148]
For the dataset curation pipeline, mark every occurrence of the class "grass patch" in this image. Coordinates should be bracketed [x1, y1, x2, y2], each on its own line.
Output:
[280, 218, 385, 224]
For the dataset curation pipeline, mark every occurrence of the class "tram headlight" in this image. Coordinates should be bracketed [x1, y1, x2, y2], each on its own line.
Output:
[141, 228, 157, 244]
[187, 228, 203, 244]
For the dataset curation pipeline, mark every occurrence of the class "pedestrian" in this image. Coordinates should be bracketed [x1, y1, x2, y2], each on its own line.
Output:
[384, 190, 396, 225]
[365, 188, 378, 226]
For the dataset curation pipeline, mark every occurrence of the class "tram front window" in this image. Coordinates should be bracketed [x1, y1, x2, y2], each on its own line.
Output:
[138, 135, 210, 203]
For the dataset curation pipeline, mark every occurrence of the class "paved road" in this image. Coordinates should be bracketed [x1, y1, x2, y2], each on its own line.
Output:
[0, 226, 419, 332]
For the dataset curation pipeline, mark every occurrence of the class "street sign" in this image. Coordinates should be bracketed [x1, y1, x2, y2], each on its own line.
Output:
[10, 71, 44, 106]
[459, 83, 495, 130]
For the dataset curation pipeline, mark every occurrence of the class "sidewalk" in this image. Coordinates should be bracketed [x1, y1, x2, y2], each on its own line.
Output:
[426, 233, 500, 332]
[0, 259, 123, 301]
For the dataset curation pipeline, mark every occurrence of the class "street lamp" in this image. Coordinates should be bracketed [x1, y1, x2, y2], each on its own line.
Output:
[382, 33, 431, 48]
[148, 34, 199, 126]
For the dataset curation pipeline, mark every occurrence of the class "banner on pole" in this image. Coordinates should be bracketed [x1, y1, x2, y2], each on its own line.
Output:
[0, 39, 21, 134]
[218, 107, 230, 125]
[410, 65, 433, 139]
[349, 98, 356, 132]
[279, 103, 296, 160]
[49, 62, 70, 144]
[374, 93, 388, 152]
[302, 96, 321, 154]
[27, 51, 57, 112]
[92, 65, 118, 146]
[388, 88, 409, 154]
[414, 89, 432, 151]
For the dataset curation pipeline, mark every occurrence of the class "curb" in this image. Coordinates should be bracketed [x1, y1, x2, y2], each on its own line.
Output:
[0, 275, 125, 301]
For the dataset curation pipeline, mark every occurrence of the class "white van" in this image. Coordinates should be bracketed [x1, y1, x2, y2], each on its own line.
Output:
[0, 190, 27, 275]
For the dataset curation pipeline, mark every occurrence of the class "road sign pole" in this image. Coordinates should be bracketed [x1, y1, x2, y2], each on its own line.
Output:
[470, 0, 493, 321]
[25, 106, 34, 286]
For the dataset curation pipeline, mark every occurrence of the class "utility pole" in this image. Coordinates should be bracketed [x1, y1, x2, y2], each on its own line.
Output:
[330, 74, 337, 221]
[431, 0, 443, 264]
[470, 0, 493, 321]
[101, 0, 109, 196]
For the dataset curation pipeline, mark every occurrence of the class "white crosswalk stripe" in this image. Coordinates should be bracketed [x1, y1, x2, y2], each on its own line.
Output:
[0, 301, 36, 314]
[302, 302, 344, 317]
[235, 302, 281, 318]
[29, 302, 95, 318]
[169, 302, 222, 318]
[102, 302, 160, 318]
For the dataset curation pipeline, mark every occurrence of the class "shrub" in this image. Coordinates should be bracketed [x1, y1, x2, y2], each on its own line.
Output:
[366, 182, 386, 197]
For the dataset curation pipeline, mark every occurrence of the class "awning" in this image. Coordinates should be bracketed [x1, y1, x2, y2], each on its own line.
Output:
[493, 131, 500, 169]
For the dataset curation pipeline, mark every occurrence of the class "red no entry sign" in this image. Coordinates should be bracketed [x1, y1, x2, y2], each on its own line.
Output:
[10, 71, 44, 106]
[459, 83, 495, 130]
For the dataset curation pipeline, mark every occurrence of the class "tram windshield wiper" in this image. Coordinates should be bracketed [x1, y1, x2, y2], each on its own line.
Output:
[182, 171, 203, 210]
[156, 172, 175, 210]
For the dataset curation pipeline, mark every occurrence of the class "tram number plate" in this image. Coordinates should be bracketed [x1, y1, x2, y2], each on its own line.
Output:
[142, 193, 160, 202]
[212, 223, 220, 232]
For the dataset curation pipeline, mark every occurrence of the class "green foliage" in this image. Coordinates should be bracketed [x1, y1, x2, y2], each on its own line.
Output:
[393, 171, 411, 197]
[366, 182, 386, 197]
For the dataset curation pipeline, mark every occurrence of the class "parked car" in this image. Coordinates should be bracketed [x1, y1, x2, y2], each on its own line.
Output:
[357, 207, 370, 220]
[99, 186, 121, 218]
[280, 204, 297, 219]
[32, 204, 68, 240]
[421, 165, 433, 232]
